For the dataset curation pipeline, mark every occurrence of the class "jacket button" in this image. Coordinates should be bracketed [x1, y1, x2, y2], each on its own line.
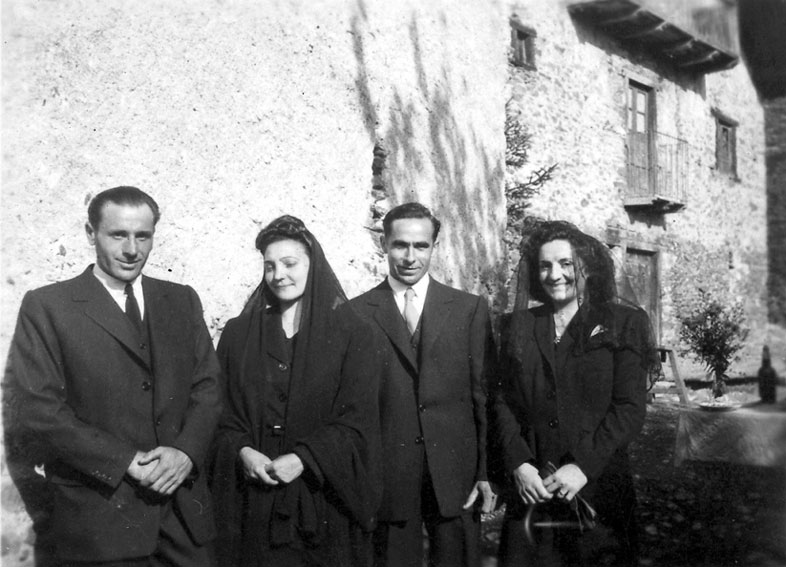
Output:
[141, 381, 152, 391]
[139, 343, 147, 350]
[415, 436, 424, 444]
[546, 390, 556, 400]
[418, 404, 425, 412]
[278, 363, 288, 371]
[549, 418, 559, 428]
[278, 393, 287, 402]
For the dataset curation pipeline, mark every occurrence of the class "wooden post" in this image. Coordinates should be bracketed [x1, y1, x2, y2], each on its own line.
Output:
[658, 346, 691, 406]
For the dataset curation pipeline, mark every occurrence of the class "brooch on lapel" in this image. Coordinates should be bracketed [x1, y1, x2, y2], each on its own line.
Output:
[589, 324, 607, 338]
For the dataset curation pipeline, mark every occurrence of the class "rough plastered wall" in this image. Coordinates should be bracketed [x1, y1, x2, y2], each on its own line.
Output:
[0, 1, 508, 563]
[505, 0, 772, 379]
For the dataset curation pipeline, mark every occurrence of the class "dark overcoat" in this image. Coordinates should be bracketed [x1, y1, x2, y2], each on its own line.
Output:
[491, 303, 648, 531]
[209, 303, 381, 567]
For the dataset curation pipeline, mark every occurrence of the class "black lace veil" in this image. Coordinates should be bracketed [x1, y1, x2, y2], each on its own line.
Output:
[513, 219, 662, 386]
[239, 215, 348, 386]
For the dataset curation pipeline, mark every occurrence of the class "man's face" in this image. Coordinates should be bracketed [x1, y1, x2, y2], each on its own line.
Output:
[383, 217, 436, 286]
[86, 202, 156, 283]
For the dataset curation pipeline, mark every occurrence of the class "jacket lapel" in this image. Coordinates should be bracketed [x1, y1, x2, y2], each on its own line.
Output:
[264, 311, 290, 365]
[76, 269, 150, 369]
[144, 278, 187, 414]
[420, 280, 454, 358]
[533, 308, 557, 380]
[368, 282, 418, 372]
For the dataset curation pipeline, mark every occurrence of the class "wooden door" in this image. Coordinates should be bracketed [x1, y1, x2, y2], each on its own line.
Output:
[624, 248, 660, 343]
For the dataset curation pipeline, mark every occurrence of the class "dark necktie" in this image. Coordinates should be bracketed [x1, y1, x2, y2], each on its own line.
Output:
[403, 287, 418, 336]
[124, 283, 143, 334]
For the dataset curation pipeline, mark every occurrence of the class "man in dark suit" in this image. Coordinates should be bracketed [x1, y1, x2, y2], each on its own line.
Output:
[5, 186, 222, 566]
[350, 202, 496, 567]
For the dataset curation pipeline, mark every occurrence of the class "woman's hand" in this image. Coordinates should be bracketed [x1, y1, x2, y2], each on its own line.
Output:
[239, 446, 279, 486]
[543, 463, 587, 502]
[265, 453, 304, 484]
[513, 462, 553, 505]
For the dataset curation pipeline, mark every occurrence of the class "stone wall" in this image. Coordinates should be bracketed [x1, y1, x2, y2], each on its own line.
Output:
[0, 1, 508, 564]
[764, 97, 786, 325]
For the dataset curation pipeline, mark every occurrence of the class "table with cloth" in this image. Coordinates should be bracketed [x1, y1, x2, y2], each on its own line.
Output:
[674, 402, 786, 467]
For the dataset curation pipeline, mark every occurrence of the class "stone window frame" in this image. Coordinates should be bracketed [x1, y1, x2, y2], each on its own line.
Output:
[509, 18, 536, 70]
[712, 107, 739, 179]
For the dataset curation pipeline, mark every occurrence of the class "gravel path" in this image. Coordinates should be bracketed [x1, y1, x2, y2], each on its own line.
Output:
[480, 401, 786, 567]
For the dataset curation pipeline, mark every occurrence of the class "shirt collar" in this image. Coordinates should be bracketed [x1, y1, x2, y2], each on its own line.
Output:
[387, 273, 430, 299]
[92, 263, 143, 291]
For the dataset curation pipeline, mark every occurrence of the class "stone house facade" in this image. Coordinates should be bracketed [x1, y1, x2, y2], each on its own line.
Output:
[505, 0, 774, 380]
[0, 0, 776, 564]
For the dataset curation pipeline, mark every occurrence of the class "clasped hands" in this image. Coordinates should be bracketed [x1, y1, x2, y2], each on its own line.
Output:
[126, 447, 193, 496]
[513, 462, 587, 505]
[239, 446, 304, 486]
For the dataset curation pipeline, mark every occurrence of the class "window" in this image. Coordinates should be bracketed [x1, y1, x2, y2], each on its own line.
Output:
[510, 20, 536, 69]
[713, 109, 738, 177]
[626, 80, 655, 199]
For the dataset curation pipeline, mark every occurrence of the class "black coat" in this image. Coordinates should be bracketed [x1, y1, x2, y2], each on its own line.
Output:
[209, 303, 381, 567]
[491, 302, 648, 524]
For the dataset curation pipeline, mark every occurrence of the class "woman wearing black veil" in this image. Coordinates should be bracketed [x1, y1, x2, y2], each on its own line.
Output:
[209, 215, 381, 567]
[491, 220, 659, 566]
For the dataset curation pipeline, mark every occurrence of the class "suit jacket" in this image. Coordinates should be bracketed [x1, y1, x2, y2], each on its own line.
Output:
[491, 303, 648, 518]
[6, 266, 222, 561]
[350, 278, 493, 521]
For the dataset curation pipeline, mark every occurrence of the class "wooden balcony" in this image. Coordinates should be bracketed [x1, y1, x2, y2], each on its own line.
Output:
[625, 131, 689, 212]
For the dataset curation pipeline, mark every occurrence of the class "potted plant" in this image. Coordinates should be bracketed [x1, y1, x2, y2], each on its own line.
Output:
[678, 289, 749, 398]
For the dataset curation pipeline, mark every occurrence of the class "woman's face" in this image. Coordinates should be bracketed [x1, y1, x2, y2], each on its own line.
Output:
[538, 239, 583, 307]
[263, 238, 310, 307]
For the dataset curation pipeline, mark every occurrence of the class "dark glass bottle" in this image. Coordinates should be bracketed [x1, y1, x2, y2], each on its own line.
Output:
[758, 345, 777, 404]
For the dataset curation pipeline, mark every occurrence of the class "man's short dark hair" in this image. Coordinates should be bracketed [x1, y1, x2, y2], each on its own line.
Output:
[87, 186, 161, 228]
[382, 202, 441, 240]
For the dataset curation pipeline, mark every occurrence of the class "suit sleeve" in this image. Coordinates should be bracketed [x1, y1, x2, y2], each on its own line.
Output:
[6, 291, 137, 487]
[488, 311, 537, 481]
[469, 296, 495, 483]
[213, 316, 256, 458]
[168, 287, 223, 472]
[571, 309, 649, 479]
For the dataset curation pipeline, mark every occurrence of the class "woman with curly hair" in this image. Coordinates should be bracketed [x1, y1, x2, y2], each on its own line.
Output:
[209, 215, 381, 567]
[491, 220, 659, 566]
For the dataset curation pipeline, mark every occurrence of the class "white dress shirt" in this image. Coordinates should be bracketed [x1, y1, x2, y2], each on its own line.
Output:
[92, 264, 146, 321]
[387, 273, 430, 321]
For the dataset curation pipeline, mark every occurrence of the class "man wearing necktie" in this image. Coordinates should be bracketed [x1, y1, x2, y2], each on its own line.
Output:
[351, 202, 497, 567]
[5, 186, 222, 566]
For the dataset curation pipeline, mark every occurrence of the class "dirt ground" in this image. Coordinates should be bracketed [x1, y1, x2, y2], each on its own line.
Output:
[480, 400, 786, 567]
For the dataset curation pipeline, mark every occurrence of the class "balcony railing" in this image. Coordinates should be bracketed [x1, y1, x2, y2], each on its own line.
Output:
[625, 131, 689, 212]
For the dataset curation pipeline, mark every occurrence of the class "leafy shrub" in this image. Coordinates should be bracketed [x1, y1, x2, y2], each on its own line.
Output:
[678, 289, 749, 397]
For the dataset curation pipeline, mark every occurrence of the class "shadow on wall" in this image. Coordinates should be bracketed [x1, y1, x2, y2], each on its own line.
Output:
[350, 2, 507, 308]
